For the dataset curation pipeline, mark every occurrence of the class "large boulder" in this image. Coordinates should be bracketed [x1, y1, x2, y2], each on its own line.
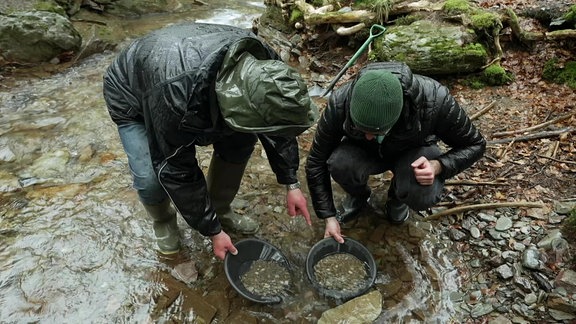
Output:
[0, 10, 82, 64]
[374, 20, 488, 75]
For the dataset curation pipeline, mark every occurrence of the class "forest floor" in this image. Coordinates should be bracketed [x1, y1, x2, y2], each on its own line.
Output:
[297, 0, 576, 220]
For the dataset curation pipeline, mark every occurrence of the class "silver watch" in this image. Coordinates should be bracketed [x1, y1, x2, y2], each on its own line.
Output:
[286, 182, 301, 191]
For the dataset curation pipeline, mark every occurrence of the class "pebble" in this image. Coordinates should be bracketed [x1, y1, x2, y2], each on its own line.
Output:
[495, 216, 513, 231]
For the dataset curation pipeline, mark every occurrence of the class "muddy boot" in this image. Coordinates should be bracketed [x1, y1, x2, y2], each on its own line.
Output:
[143, 200, 180, 255]
[207, 155, 259, 235]
[336, 188, 371, 223]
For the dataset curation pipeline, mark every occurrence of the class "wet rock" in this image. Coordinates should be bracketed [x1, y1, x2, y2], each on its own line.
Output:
[407, 221, 431, 238]
[546, 294, 576, 315]
[154, 271, 217, 323]
[548, 214, 564, 224]
[378, 279, 402, 298]
[548, 309, 576, 321]
[554, 269, 576, 294]
[470, 302, 494, 318]
[524, 292, 538, 305]
[449, 228, 467, 241]
[514, 276, 534, 293]
[488, 254, 505, 267]
[377, 20, 487, 75]
[470, 226, 481, 239]
[488, 314, 512, 324]
[487, 228, 503, 240]
[511, 303, 536, 320]
[553, 200, 576, 214]
[549, 237, 570, 264]
[511, 241, 526, 252]
[0, 171, 21, 192]
[26, 149, 71, 178]
[521, 248, 543, 270]
[318, 290, 382, 324]
[0, 11, 82, 64]
[0, 147, 16, 162]
[495, 216, 513, 231]
[495, 264, 514, 280]
[530, 272, 553, 292]
[536, 229, 562, 249]
[171, 260, 198, 284]
[478, 213, 497, 223]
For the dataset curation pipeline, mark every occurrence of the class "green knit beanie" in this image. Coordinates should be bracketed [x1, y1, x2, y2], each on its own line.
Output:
[350, 70, 403, 134]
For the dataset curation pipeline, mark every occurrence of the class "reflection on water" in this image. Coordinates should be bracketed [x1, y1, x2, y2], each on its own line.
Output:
[0, 1, 464, 322]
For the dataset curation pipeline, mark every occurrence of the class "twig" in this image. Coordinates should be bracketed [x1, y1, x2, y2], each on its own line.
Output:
[487, 127, 574, 145]
[492, 111, 576, 137]
[445, 179, 507, 186]
[470, 101, 496, 121]
[426, 201, 545, 220]
[500, 138, 515, 159]
[536, 154, 576, 165]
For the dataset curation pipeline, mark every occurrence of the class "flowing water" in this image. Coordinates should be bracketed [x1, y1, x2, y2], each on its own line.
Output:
[0, 2, 465, 322]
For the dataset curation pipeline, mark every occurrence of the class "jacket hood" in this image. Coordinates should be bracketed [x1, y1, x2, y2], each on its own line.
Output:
[215, 44, 318, 137]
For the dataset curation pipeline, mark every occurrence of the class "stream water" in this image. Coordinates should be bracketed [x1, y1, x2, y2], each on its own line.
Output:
[0, 1, 465, 322]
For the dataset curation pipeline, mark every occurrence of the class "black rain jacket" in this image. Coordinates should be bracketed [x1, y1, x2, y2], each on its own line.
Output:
[305, 62, 486, 219]
[103, 23, 301, 236]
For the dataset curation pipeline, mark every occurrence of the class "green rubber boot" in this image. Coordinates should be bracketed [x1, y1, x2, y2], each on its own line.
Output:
[207, 155, 259, 235]
[143, 200, 181, 255]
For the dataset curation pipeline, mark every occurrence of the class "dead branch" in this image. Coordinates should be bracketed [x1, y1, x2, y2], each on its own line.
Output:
[536, 154, 576, 165]
[492, 111, 576, 137]
[445, 179, 508, 186]
[523, 29, 576, 41]
[487, 127, 575, 145]
[335, 23, 366, 36]
[427, 201, 545, 220]
[294, 0, 375, 25]
[470, 101, 497, 121]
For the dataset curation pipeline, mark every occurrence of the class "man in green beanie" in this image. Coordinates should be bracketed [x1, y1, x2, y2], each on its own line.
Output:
[103, 23, 318, 259]
[305, 62, 485, 243]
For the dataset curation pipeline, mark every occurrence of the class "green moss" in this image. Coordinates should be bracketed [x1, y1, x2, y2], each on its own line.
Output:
[470, 12, 500, 30]
[556, 61, 576, 89]
[34, 1, 67, 17]
[289, 8, 303, 24]
[482, 64, 513, 86]
[543, 58, 562, 80]
[311, 0, 325, 7]
[395, 14, 423, 26]
[443, 0, 471, 15]
[564, 5, 576, 22]
[543, 59, 576, 89]
[469, 78, 486, 89]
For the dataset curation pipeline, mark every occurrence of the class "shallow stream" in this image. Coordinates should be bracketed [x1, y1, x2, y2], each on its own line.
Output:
[0, 1, 464, 322]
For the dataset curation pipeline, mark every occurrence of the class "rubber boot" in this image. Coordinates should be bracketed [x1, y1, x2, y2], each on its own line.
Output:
[336, 187, 371, 223]
[143, 200, 181, 255]
[207, 155, 259, 235]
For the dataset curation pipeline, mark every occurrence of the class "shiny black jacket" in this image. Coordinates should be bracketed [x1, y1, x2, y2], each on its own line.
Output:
[103, 23, 301, 236]
[305, 62, 486, 218]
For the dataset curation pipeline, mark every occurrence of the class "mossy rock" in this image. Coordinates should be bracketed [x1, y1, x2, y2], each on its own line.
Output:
[373, 20, 488, 75]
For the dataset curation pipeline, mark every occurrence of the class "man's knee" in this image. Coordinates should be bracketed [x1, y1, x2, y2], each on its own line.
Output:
[133, 169, 165, 204]
[393, 181, 443, 211]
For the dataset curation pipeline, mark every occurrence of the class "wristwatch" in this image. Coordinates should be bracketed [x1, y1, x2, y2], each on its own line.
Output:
[286, 181, 301, 191]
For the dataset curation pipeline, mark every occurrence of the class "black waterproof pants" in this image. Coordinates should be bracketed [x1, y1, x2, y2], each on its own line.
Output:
[326, 138, 444, 211]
